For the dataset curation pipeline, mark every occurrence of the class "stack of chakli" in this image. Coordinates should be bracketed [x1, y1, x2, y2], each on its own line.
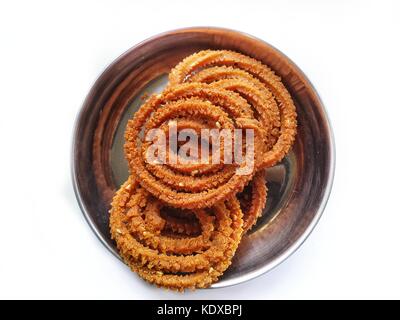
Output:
[109, 50, 297, 290]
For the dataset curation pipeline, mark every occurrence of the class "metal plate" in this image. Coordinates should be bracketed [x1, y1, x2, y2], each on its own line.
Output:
[72, 27, 335, 288]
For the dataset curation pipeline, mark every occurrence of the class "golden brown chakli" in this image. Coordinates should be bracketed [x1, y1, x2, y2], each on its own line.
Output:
[109, 50, 297, 290]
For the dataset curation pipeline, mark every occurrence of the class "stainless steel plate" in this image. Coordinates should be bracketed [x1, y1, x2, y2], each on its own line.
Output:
[72, 27, 335, 288]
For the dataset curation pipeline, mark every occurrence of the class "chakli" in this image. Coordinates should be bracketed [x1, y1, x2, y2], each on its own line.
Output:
[110, 50, 297, 290]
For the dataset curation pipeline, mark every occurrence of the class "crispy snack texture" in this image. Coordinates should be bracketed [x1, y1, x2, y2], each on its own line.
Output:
[110, 50, 297, 290]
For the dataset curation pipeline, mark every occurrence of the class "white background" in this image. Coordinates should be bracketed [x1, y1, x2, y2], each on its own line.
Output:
[0, 0, 399, 300]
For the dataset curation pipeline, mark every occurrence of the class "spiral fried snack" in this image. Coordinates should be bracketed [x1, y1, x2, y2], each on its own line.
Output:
[110, 49, 297, 290]
[124, 82, 266, 209]
[169, 50, 297, 168]
[110, 177, 244, 290]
